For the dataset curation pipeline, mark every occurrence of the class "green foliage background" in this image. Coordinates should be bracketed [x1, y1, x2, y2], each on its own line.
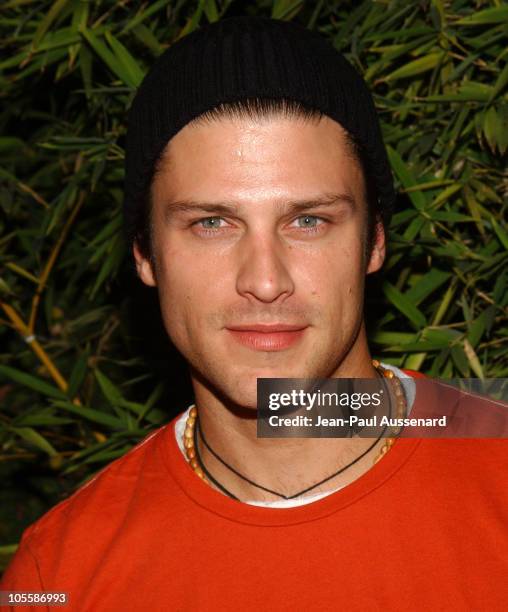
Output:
[0, 0, 507, 565]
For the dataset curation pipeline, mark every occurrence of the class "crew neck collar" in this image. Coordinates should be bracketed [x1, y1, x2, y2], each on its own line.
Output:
[173, 362, 417, 509]
[158, 421, 422, 527]
[158, 368, 427, 526]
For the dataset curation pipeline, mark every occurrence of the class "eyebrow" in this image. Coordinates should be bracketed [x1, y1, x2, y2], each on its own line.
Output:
[163, 193, 356, 219]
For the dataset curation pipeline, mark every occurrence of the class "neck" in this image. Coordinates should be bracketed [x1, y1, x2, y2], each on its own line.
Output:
[189, 327, 387, 502]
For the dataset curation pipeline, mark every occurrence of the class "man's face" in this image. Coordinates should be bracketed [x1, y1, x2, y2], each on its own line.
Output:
[134, 115, 385, 408]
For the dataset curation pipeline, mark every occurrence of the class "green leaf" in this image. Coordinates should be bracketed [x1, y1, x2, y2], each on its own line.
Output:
[80, 26, 138, 88]
[31, 0, 72, 50]
[11, 427, 58, 457]
[386, 341, 450, 352]
[455, 6, 508, 26]
[371, 331, 416, 345]
[104, 31, 145, 88]
[404, 353, 427, 371]
[90, 234, 126, 298]
[67, 351, 89, 398]
[424, 82, 493, 102]
[383, 282, 427, 329]
[203, 0, 220, 22]
[95, 369, 125, 409]
[491, 216, 508, 251]
[178, 3, 204, 38]
[0, 137, 26, 152]
[462, 339, 484, 379]
[495, 104, 508, 155]
[422, 327, 461, 345]
[0, 365, 67, 400]
[483, 107, 498, 152]
[16, 414, 73, 426]
[132, 24, 164, 56]
[79, 44, 93, 99]
[53, 401, 125, 429]
[406, 269, 451, 304]
[462, 185, 485, 237]
[431, 183, 462, 209]
[385, 52, 443, 81]
[271, 0, 304, 20]
[493, 272, 508, 307]
[467, 307, 493, 348]
[450, 344, 470, 376]
[386, 146, 426, 210]
[489, 62, 508, 102]
[31, 27, 80, 52]
[427, 211, 473, 222]
[122, 0, 173, 34]
[403, 217, 426, 240]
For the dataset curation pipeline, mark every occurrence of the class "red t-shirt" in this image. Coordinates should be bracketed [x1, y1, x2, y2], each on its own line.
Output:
[2, 374, 507, 611]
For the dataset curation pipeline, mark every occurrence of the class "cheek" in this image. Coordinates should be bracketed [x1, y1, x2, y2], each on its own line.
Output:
[297, 238, 364, 299]
[155, 245, 231, 320]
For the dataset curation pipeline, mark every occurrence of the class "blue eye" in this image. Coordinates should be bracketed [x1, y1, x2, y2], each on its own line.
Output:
[295, 215, 323, 228]
[199, 217, 224, 229]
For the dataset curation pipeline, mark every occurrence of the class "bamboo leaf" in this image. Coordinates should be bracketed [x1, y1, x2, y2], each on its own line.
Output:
[11, 427, 58, 457]
[463, 339, 484, 379]
[385, 52, 443, 81]
[95, 369, 125, 409]
[386, 146, 426, 210]
[104, 31, 145, 88]
[489, 61, 508, 101]
[271, 0, 304, 20]
[132, 24, 164, 56]
[423, 81, 494, 102]
[203, 0, 220, 22]
[53, 400, 125, 429]
[490, 216, 508, 251]
[383, 282, 427, 329]
[0, 365, 67, 400]
[371, 331, 416, 345]
[455, 6, 508, 26]
[450, 344, 470, 376]
[31, 0, 72, 50]
[431, 183, 462, 209]
[427, 211, 473, 222]
[406, 269, 451, 304]
[483, 107, 498, 152]
[467, 307, 493, 348]
[80, 26, 138, 87]
[122, 0, 174, 34]
[79, 44, 93, 98]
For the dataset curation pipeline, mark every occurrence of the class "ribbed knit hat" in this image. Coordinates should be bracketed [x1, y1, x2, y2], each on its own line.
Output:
[124, 16, 395, 246]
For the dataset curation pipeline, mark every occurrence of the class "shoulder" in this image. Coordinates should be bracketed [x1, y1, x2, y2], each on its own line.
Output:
[2, 420, 190, 592]
[23, 423, 172, 551]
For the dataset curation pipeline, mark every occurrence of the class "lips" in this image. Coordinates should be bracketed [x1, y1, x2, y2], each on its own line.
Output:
[226, 324, 308, 351]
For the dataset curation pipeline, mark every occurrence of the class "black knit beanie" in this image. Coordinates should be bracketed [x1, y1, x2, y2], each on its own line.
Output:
[124, 16, 395, 247]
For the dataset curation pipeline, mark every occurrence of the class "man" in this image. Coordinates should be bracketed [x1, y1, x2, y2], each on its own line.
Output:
[2, 16, 507, 611]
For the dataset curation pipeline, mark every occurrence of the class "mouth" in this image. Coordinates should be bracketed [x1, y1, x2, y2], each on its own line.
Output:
[225, 324, 308, 351]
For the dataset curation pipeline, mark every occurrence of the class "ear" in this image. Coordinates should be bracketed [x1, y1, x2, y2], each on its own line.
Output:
[366, 220, 386, 274]
[133, 241, 157, 287]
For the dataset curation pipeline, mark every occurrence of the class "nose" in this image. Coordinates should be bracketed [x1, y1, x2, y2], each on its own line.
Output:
[235, 231, 295, 303]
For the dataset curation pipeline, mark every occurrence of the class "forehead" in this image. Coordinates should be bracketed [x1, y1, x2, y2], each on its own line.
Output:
[151, 114, 365, 205]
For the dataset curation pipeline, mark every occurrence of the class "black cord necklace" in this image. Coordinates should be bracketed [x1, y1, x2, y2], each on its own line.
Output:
[193, 376, 393, 501]
[193, 414, 240, 500]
